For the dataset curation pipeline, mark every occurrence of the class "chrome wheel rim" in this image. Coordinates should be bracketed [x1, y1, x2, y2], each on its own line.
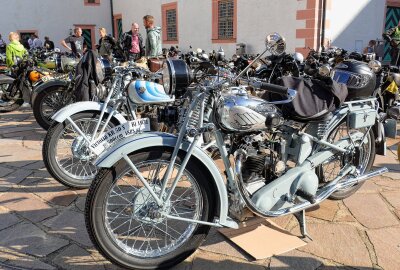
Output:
[54, 117, 111, 181]
[41, 90, 70, 122]
[104, 160, 202, 258]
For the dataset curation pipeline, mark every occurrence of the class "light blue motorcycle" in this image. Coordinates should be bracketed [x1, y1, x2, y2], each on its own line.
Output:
[84, 33, 395, 270]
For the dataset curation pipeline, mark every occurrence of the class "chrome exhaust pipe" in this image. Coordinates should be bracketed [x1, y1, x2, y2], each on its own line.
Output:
[234, 153, 388, 218]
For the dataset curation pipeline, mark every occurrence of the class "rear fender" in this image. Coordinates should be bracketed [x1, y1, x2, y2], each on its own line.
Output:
[95, 132, 231, 227]
[0, 74, 14, 84]
[52, 101, 127, 125]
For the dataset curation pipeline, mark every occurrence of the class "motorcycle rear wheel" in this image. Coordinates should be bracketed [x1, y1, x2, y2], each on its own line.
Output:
[0, 82, 23, 113]
[85, 147, 215, 270]
[316, 121, 375, 200]
[32, 85, 72, 130]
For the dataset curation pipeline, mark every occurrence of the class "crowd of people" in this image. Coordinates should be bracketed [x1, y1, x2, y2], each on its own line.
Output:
[1, 14, 162, 67]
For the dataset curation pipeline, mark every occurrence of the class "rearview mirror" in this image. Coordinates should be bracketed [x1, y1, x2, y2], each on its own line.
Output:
[265, 33, 286, 56]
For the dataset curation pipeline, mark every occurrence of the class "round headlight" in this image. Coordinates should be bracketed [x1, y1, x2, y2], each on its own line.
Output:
[95, 59, 105, 83]
[162, 59, 191, 97]
[318, 64, 332, 77]
[162, 61, 171, 93]
[368, 60, 382, 73]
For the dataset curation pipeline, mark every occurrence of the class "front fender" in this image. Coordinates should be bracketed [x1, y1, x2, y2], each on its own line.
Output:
[52, 101, 127, 125]
[31, 79, 69, 105]
[95, 132, 231, 227]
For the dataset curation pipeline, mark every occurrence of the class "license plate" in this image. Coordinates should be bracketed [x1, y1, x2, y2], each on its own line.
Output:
[90, 118, 151, 155]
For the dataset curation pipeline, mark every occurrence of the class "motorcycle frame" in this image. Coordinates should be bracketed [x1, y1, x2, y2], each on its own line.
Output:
[97, 85, 383, 229]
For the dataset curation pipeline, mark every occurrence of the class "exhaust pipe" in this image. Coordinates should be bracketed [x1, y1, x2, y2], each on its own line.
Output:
[234, 153, 388, 218]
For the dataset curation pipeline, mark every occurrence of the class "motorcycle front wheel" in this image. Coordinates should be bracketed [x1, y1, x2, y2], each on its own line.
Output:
[316, 121, 376, 200]
[32, 85, 72, 130]
[85, 147, 215, 270]
[43, 111, 119, 188]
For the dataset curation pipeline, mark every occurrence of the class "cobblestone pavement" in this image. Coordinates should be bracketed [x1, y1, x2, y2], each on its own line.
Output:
[0, 108, 399, 270]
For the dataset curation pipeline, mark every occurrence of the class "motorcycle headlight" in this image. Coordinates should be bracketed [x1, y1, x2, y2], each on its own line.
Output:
[335, 48, 343, 56]
[162, 61, 171, 94]
[318, 64, 332, 77]
[95, 59, 105, 83]
[368, 60, 382, 73]
[162, 59, 191, 97]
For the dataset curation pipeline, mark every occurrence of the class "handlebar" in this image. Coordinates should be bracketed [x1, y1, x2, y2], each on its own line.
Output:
[257, 82, 288, 95]
[239, 78, 289, 96]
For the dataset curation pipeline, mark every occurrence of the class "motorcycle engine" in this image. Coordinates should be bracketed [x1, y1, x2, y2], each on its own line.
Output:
[229, 131, 288, 221]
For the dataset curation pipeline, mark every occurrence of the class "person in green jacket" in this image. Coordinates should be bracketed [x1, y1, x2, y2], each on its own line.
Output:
[143, 15, 162, 57]
[6, 32, 27, 67]
[383, 22, 400, 66]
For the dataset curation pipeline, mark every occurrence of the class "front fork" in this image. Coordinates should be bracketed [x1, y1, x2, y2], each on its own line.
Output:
[119, 92, 225, 227]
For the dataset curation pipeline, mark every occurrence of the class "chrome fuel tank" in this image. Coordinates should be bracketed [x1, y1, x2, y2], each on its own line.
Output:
[216, 87, 282, 132]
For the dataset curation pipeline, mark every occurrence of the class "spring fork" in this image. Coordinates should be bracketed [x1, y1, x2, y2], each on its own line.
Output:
[159, 92, 206, 199]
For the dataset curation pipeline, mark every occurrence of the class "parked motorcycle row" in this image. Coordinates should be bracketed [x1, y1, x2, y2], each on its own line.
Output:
[2, 33, 400, 270]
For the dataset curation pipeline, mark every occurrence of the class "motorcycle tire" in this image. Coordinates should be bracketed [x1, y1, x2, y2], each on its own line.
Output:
[316, 120, 376, 200]
[0, 82, 23, 113]
[43, 111, 120, 188]
[32, 85, 72, 130]
[85, 147, 215, 270]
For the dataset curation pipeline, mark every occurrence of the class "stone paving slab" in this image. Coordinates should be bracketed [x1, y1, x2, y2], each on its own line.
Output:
[0, 207, 20, 231]
[269, 249, 323, 270]
[52, 244, 106, 270]
[0, 191, 57, 223]
[297, 223, 373, 268]
[367, 227, 400, 270]
[43, 209, 92, 247]
[344, 193, 399, 229]
[0, 222, 69, 257]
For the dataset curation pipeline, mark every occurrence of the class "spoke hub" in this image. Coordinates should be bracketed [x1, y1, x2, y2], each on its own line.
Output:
[132, 185, 171, 225]
[71, 135, 93, 161]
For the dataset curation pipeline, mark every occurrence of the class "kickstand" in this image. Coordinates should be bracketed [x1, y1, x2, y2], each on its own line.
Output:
[294, 210, 313, 242]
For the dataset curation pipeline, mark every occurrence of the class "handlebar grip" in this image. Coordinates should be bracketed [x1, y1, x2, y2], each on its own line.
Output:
[258, 82, 288, 95]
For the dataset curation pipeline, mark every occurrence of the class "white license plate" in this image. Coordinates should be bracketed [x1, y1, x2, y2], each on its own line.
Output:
[90, 118, 151, 155]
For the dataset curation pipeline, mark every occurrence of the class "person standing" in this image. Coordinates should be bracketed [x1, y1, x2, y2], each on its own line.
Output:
[5, 32, 27, 67]
[32, 34, 43, 49]
[97, 28, 116, 59]
[61, 27, 86, 57]
[383, 22, 400, 65]
[120, 23, 144, 61]
[363, 40, 376, 54]
[143, 15, 162, 57]
[0, 34, 6, 53]
[28, 34, 34, 49]
[44, 36, 55, 51]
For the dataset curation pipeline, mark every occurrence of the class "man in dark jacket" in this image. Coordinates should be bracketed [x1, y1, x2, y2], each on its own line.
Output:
[97, 27, 116, 60]
[44, 36, 55, 51]
[120, 23, 144, 61]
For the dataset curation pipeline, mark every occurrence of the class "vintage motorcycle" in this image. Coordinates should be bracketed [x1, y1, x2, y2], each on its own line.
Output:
[0, 55, 54, 112]
[42, 63, 166, 188]
[84, 33, 394, 269]
[31, 52, 79, 129]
